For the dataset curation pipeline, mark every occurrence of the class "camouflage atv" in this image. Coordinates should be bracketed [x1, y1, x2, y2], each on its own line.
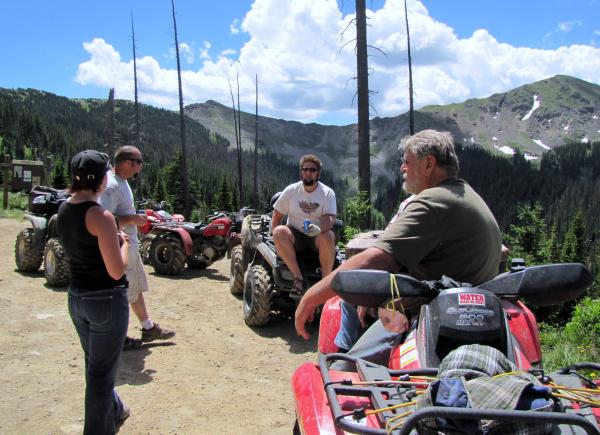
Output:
[15, 186, 70, 287]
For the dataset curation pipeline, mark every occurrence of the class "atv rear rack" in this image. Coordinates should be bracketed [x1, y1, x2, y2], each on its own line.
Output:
[319, 354, 600, 435]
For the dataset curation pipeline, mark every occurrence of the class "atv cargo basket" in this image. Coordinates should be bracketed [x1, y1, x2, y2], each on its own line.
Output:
[319, 354, 600, 435]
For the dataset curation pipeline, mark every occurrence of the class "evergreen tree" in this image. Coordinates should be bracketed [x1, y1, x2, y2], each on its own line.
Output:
[214, 176, 233, 212]
[539, 224, 560, 263]
[505, 202, 547, 264]
[103, 88, 119, 157]
[162, 150, 185, 214]
[50, 158, 67, 189]
[560, 211, 586, 263]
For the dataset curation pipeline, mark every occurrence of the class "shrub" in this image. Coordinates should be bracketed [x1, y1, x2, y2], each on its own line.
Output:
[564, 298, 600, 350]
[341, 225, 361, 246]
[540, 298, 600, 371]
[8, 192, 28, 210]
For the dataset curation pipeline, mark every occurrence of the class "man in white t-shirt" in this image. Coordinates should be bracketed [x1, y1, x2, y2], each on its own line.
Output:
[272, 154, 337, 293]
[99, 145, 175, 350]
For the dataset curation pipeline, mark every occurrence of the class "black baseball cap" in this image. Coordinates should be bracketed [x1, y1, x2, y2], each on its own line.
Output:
[71, 150, 111, 181]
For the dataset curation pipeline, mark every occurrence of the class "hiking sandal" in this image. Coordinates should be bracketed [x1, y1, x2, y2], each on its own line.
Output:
[292, 277, 305, 294]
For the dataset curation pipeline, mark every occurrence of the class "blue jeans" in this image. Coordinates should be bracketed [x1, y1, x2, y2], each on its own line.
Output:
[331, 319, 406, 372]
[334, 300, 370, 351]
[68, 286, 129, 435]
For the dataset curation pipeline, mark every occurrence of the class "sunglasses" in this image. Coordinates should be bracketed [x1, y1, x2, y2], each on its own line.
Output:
[127, 158, 143, 165]
[301, 167, 318, 173]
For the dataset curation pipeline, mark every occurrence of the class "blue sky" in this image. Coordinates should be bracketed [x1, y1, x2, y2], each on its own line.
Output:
[1, 0, 599, 125]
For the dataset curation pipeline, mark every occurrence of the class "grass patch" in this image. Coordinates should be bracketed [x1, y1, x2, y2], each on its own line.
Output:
[0, 191, 28, 220]
[540, 324, 597, 371]
[0, 208, 25, 220]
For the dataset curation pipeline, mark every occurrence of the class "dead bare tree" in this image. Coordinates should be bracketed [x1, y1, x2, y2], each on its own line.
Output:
[404, 0, 415, 135]
[131, 12, 141, 148]
[253, 74, 259, 208]
[170, 0, 190, 218]
[236, 73, 243, 207]
[356, 0, 371, 228]
[130, 12, 144, 198]
[228, 76, 243, 208]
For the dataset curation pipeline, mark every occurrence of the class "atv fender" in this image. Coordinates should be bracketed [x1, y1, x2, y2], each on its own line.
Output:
[46, 214, 60, 239]
[318, 297, 342, 354]
[256, 242, 277, 269]
[291, 363, 341, 435]
[155, 227, 194, 256]
[23, 213, 48, 247]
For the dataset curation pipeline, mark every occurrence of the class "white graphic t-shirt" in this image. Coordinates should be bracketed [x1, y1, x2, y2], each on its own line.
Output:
[273, 181, 336, 232]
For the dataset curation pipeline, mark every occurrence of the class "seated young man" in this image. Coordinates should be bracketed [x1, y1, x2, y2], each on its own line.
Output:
[272, 154, 337, 293]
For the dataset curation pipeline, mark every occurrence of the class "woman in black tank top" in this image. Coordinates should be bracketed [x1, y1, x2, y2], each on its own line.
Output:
[58, 150, 131, 434]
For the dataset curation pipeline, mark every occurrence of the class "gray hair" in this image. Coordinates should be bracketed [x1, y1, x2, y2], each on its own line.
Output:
[399, 129, 459, 177]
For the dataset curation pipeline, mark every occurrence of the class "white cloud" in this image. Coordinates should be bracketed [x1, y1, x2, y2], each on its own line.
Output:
[178, 42, 194, 64]
[557, 20, 582, 33]
[75, 0, 600, 125]
[165, 42, 195, 64]
[220, 48, 236, 57]
[199, 41, 211, 60]
[230, 18, 240, 35]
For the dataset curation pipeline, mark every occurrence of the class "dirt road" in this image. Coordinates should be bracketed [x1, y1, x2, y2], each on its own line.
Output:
[0, 217, 319, 434]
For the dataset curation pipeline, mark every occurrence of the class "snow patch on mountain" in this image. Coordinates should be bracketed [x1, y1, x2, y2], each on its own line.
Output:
[495, 145, 514, 155]
[532, 139, 551, 150]
[522, 95, 540, 121]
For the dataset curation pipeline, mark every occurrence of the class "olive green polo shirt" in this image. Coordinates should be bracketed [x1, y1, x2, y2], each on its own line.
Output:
[373, 178, 501, 286]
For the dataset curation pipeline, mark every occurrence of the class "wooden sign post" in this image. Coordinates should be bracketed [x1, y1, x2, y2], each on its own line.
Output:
[1, 155, 11, 209]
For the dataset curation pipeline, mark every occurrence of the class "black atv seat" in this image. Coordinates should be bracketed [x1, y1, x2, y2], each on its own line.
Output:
[181, 223, 205, 235]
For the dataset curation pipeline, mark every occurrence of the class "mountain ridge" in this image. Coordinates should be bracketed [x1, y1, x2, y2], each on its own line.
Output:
[186, 74, 600, 182]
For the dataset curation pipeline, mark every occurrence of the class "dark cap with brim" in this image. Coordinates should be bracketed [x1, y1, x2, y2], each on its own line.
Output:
[71, 150, 111, 181]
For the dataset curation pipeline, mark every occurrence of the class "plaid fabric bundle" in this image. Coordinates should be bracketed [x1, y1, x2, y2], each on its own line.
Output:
[417, 344, 554, 435]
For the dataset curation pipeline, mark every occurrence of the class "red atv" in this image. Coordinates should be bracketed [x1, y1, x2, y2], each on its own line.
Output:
[292, 262, 600, 434]
[147, 212, 233, 275]
[136, 200, 185, 264]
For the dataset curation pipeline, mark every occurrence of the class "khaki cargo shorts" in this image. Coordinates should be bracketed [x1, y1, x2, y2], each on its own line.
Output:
[126, 249, 149, 303]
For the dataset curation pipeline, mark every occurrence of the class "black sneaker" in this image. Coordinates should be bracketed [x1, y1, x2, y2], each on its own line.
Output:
[123, 336, 143, 351]
[141, 323, 175, 342]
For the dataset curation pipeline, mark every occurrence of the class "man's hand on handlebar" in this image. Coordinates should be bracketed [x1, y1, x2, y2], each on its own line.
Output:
[378, 308, 409, 334]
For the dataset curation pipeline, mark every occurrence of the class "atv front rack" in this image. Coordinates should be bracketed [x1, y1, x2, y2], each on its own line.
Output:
[319, 354, 600, 435]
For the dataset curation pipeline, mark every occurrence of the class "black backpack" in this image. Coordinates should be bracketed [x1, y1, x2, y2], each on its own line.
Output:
[28, 186, 70, 217]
